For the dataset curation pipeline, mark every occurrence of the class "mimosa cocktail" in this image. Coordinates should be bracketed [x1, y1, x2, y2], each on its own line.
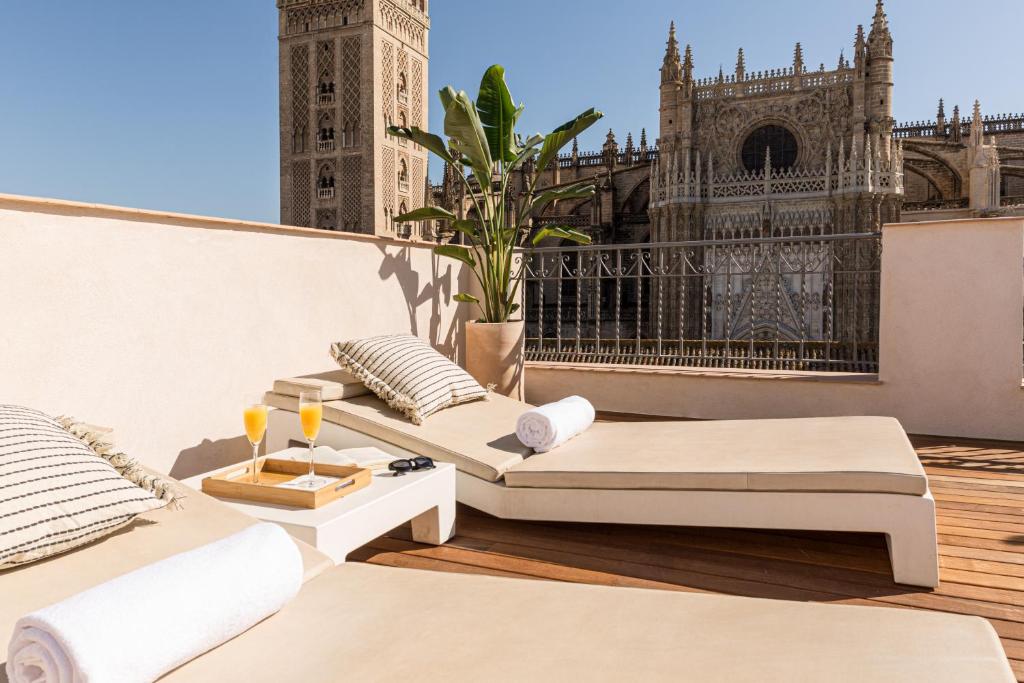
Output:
[243, 397, 268, 484]
[294, 390, 323, 488]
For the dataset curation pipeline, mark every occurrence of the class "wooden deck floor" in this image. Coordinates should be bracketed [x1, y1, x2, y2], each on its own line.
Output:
[349, 433, 1024, 680]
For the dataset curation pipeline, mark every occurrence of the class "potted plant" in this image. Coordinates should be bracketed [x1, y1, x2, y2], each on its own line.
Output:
[387, 65, 602, 399]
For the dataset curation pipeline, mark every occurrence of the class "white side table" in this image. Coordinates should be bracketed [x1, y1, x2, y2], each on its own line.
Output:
[182, 458, 455, 565]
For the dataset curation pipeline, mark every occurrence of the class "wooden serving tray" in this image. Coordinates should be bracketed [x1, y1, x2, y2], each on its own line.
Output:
[201, 457, 371, 509]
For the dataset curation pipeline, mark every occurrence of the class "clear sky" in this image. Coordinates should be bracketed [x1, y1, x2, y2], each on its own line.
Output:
[1, 1, 1020, 223]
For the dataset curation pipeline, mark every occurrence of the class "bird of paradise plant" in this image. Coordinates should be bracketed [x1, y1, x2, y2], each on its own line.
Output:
[387, 65, 603, 323]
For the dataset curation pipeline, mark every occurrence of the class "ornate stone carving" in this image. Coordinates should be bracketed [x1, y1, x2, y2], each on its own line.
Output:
[283, 0, 364, 36]
[378, 0, 425, 48]
[381, 40, 394, 125]
[292, 160, 312, 227]
[341, 155, 362, 231]
[290, 44, 310, 154]
[412, 157, 424, 209]
[382, 146, 396, 219]
[316, 209, 336, 230]
[340, 36, 361, 144]
[411, 57, 423, 129]
[317, 39, 335, 85]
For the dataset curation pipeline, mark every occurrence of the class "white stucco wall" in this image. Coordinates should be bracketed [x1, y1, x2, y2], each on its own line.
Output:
[528, 216, 1024, 441]
[0, 194, 469, 476]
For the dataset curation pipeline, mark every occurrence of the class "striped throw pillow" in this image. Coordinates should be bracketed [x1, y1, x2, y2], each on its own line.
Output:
[331, 335, 487, 424]
[0, 405, 172, 569]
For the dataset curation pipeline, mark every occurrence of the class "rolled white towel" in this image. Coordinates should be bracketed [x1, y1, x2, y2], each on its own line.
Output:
[515, 395, 595, 452]
[6, 523, 302, 683]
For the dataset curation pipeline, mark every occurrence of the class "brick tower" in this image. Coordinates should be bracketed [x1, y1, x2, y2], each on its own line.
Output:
[278, 0, 430, 238]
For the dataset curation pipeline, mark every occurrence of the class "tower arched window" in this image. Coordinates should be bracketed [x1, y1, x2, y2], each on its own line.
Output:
[341, 122, 358, 148]
[317, 164, 335, 199]
[397, 201, 412, 237]
[397, 72, 408, 103]
[318, 113, 335, 152]
[397, 112, 408, 146]
[318, 70, 335, 105]
[398, 159, 409, 192]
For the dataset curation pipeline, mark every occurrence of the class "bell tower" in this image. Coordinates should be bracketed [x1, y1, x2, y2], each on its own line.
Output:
[278, 0, 430, 238]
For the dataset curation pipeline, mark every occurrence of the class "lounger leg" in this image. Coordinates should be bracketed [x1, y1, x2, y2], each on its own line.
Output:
[884, 492, 940, 588]
[410, 499, 456, 545]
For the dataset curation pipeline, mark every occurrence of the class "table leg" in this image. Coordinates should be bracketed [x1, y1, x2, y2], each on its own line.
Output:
[410, 498, 456, 545]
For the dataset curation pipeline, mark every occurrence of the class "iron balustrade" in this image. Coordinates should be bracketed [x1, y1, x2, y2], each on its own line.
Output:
[522, 233, 882, 372]
[903, 197, 969, 211]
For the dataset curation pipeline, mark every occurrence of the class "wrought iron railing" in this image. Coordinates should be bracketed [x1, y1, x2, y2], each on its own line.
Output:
[903, 197, 969, 211]
[522, 233, 882, 372]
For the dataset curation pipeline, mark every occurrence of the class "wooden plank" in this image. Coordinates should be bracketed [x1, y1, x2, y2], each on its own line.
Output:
[941, 555, 1024, 580]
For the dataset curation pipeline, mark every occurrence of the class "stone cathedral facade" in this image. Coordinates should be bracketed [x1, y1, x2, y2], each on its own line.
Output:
[277, 0, 430, 237]
[485, 0, 1020, 247]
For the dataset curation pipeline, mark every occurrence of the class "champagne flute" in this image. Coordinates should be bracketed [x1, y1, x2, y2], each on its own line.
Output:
[243, 395, 268, 484]
[295, 389, 323, 488]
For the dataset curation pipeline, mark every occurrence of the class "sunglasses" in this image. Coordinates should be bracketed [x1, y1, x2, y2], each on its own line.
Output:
[387, 456, 436, 477]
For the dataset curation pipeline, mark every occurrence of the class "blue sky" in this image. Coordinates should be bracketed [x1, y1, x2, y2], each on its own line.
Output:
[0, 1, 1020, 223]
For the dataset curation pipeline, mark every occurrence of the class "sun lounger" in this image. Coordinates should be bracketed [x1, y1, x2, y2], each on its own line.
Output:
[0, 481, 1010, 681]
[265, 383, 940, 587]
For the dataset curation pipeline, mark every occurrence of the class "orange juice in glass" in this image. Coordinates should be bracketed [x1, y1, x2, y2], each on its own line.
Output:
[294, 390, 323, 488]
[243, 396, 268, 484]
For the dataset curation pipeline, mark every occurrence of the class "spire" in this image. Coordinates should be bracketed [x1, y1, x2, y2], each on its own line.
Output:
[624, 132, 635, 166]
[838, 49, 846, 71]
[793, 42, 804, 74]
[735, 47, 745, 81]
[935, 98, 947, 136]
[951, 105, 962, 143]
[970, 100, 984, 148]
[661, 21, 682, 84]
[682, 44, 694, 83]
[571, 136, 579, 164]
[718, 65, 725, 83]
[867, 1, 892, 56]
[870, 0, 889, 36]
[639, 128, 648, 153]
[602, 129, 619, 170]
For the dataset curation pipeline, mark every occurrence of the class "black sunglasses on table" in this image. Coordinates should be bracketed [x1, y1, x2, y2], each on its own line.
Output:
[387, 456, 436, 477]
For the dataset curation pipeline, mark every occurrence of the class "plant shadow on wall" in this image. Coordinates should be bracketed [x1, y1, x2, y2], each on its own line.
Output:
[387, 64, 603, 324]
[376, 244, 459, 357]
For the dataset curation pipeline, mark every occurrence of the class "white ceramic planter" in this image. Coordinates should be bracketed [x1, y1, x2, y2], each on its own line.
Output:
[466, 320, 525, 400]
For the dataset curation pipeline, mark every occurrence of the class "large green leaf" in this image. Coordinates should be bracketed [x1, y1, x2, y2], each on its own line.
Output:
[386, 126, 454, 164]
[536, 108, 604, 175]
[509, 133, 544, 171]
[531, 183, 596, 215]
[434, 244, 477, 267]
[476, 65, 517, 165]
[450, 219, 480, 238]
[454, 293, 480, 304]
[531, 226, 592, 246]
[395, 206, 456, 223]
[439, 86, 492, 174]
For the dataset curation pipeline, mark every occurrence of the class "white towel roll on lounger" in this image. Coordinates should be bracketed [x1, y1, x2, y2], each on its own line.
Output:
[516, 395, 596, 452]
[6, 523, 303, 683]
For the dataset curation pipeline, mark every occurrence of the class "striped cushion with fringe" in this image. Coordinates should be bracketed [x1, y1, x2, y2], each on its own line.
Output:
[0, 405, 176, 569]
[331, 335, 487, 424]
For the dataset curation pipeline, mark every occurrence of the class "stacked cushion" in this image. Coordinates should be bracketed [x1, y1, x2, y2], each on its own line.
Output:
[0, 405, 170, 569]
[272, 370, 370, 401]
[331, 335, 487, 424]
